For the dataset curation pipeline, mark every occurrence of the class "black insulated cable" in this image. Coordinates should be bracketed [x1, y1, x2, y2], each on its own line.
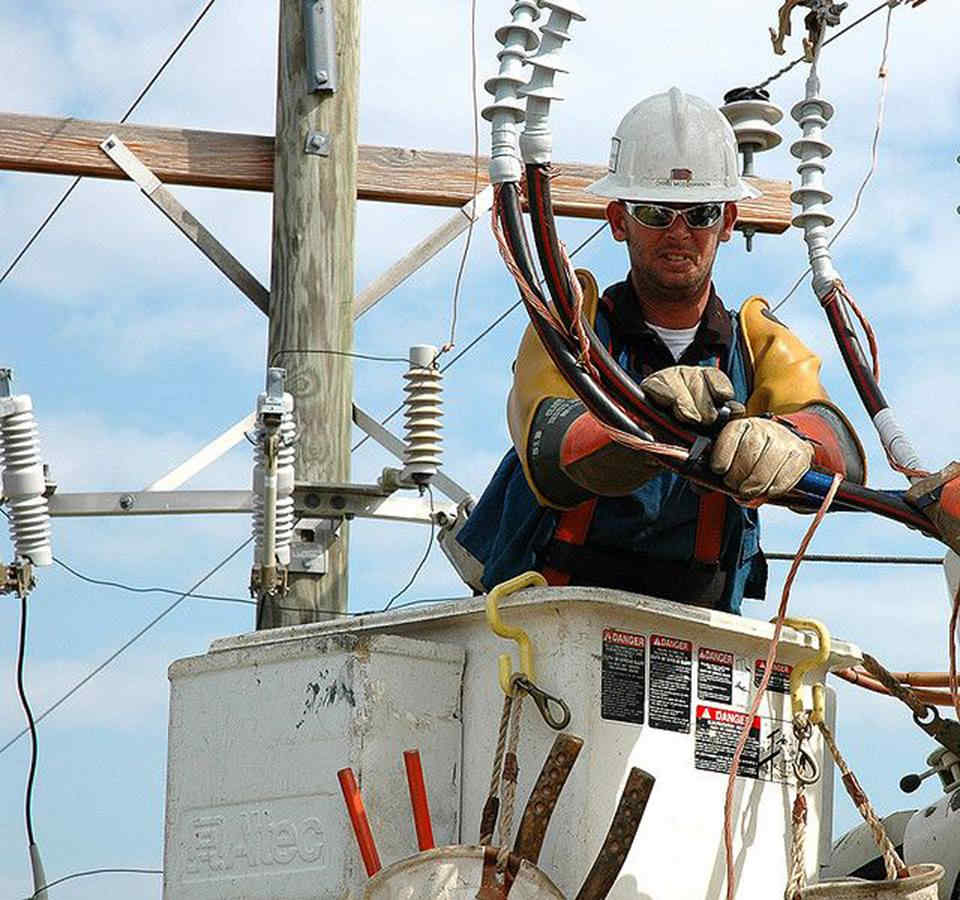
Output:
[15, 590, 39, 848]
[524, 165, 698, 445]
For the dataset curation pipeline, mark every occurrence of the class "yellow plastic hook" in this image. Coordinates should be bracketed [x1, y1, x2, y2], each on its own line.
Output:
[485, 571, 547, 694]
[781, 617, 831, 725]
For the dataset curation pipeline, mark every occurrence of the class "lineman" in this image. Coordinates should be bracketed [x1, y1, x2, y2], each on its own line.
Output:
[451, 88, 865, 614]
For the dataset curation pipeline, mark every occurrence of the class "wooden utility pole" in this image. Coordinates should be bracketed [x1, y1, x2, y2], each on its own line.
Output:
[262, 0, 360, 626]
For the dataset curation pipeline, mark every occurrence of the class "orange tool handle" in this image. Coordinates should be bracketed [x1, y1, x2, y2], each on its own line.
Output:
[337, 768, 382, 876]
[403, 749, 435, 851]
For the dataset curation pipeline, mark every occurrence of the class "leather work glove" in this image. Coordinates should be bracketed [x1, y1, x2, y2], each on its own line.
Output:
[641, 366, 737, 427]
[710, 417, 814, 500]
[905, 462, 960, 555]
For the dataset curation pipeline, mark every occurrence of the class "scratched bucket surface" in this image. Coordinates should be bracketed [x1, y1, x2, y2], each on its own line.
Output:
[361, 845, 565, 899]
[799, 864, 943, 899]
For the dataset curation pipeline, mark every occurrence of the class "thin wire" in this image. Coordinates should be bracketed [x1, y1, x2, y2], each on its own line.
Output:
[23, 868, 163, 899]
[351, 222, 608, 453]
[771, 4, 896, 314]
[0, 0, 218, 289]
[52, 555, 360, 616]
[270, 349, 409, 367]
[382, 486, 436, 611]
[0, 538, 251, 759]
[752, 0, 893, 90]
[440, 0, 482, 358]
[15, 590, 38, 847]
[826, 5, 894, 247]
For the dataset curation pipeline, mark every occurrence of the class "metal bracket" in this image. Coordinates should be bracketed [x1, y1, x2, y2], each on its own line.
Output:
[1, 560, 34, 598]
[303, 0, 338, 93]
[770, 0, 847, 59]
[0, 368, 12, 397]
[304, 130, 331, 157]
[289, 518, 338, 574]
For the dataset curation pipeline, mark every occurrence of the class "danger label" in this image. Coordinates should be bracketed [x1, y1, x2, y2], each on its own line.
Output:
[695, 706, 796, 783]
[697, 647, 734, 705]
[754, 659, 793, 694]
[695, 705, 760, 777]
[601, 629, 645, 725]
[649, 635, 692, 733]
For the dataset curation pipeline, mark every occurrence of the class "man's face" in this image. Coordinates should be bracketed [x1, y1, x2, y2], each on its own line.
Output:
[606, 200, 737, 303]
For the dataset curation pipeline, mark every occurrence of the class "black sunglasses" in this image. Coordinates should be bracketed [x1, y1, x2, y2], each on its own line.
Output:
[621, 201, 724, 230]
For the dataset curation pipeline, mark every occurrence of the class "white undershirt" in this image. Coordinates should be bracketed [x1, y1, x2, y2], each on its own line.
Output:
[646, 321, 701, 361]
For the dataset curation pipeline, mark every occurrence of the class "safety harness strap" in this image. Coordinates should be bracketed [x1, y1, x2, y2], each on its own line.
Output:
[542, 498, 598, 586]
[694, 491, 727, 565]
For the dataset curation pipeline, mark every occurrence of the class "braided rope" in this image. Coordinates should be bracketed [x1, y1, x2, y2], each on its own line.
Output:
[497, 690, 526, 873]
[818, 719, 907, 881]
[480, 690, 514, 845]
[785, 713, 811, 900]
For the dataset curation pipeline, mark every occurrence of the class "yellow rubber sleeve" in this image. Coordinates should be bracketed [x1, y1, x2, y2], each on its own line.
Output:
[507, 268, 601, 508]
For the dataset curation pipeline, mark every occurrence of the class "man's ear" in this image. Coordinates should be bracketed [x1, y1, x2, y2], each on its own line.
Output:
[718, 202, 738, 243]
[606, 200, 629, 242]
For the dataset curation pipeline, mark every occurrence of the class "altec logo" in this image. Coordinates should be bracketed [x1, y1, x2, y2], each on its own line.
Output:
[186, 810, 325, 875]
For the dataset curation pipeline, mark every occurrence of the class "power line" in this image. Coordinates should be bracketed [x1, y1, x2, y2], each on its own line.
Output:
[0, 537, 251, 759]
[23, 867, 162, 899]
[766, 552, 943, 565]
[382, 486, 436, 611]
[0, 0, 218, 288]
[352, 222, 608, 453]
[752, 0, 902, 91]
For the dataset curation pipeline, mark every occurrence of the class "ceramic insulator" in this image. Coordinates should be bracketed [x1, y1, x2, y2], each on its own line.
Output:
[252, 393, 296, 566]
[790, 62, 839, 297]
[483, 1, 541, 183]
[0, 396, 52, 566]
[519, 0, 586, 165]
[720, 94, 783, 176]
[402, 346, 443, 486]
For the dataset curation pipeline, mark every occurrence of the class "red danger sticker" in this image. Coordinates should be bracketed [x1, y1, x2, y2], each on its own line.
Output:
[603, 629, 645, 649]
[754, 659, 793, 694]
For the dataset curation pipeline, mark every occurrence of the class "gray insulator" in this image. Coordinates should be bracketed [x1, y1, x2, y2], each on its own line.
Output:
[403, 347, 443, 486]
[518, 0, 587, 165]
[483, 1, 541, 183]
[252, 396, 296, 567]
[789, 69, 839, 296]
[1, 403, 52, 567]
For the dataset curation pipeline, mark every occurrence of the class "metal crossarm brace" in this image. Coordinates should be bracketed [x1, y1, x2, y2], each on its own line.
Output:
[99, 134, 270, 313]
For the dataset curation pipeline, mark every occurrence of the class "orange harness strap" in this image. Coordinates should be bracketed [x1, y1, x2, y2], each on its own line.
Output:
[542, 498, 598, 586]
[694, 491, 727, 565]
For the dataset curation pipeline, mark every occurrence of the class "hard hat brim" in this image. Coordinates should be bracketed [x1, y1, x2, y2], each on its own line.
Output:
[585, 174, 763, 204]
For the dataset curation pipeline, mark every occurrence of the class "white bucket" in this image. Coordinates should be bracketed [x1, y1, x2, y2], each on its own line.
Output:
[799, 864, 943, 899]
[362, 845, 565, 899]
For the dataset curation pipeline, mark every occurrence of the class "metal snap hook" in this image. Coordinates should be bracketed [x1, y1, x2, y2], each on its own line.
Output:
[513, 675, 572, 731]
[793, 746, 821, 786]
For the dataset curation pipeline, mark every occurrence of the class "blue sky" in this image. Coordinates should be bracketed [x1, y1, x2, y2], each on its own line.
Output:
[1, 0, 959, 897]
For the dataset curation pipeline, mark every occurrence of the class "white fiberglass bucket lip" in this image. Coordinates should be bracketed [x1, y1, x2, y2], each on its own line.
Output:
[208, 586, 863, 667]
[801, 863, 944, 899]
[362, 845, 564, 899]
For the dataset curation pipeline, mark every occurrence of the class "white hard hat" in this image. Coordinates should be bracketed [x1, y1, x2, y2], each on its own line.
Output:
[586, 87, 761, 203]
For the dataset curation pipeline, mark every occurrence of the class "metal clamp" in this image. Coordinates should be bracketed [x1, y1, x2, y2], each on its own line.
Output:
[303, 0, 338, 93]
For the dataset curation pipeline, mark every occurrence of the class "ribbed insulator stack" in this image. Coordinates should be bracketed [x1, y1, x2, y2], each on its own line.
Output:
[0, 396, 52, 567]
[252, 389, 296, 567]
[519, 0, 586, 165]
[790, 67, 840, 296]
[402, 345, 443, 486]
[483, 1, 541, 183]
[720, 87, 783, 177]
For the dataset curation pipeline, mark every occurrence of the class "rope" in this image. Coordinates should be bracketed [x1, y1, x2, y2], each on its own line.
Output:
[818, 718, 907, 880]
[479, 690, 514, 845]
[723, 474, 842, 900]
[785, 714, 811, 900]
[497, 690, 525, 873]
